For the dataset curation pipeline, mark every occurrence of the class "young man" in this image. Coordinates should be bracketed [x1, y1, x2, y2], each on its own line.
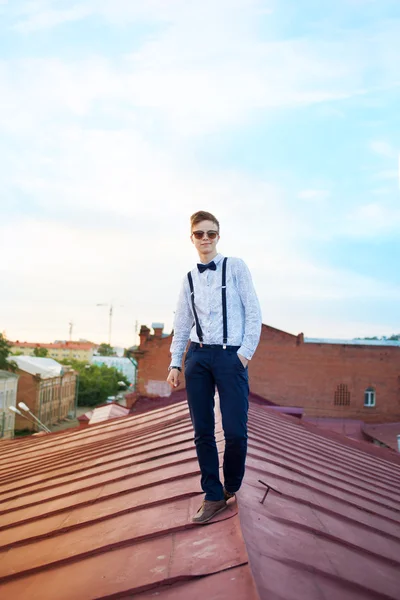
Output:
[167, 211, 262, 524]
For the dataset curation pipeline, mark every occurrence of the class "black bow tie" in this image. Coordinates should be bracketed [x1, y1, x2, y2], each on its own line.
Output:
[197, 261, 217, 273]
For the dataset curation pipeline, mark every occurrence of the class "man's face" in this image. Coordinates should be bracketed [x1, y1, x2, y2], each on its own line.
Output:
[191, 219, 220, 257]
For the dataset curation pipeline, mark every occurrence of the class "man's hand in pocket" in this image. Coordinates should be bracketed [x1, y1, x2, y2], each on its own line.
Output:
[237, 354, 248, 368]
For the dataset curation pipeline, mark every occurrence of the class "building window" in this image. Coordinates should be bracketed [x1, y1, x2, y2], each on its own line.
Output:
[334, 384, 350, 406]
[364, 387, 376, 407]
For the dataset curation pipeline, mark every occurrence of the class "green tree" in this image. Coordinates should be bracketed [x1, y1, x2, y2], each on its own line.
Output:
[59, 359, 129, 407]
[97, 343, 115, 356]
[33, 347, 49, 357]
[354, 334, 400, 341]
[0, 334, 16, 371]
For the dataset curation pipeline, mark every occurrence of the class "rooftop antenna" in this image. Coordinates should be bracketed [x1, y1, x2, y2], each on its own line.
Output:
[69, 321, 74, 342]
[96, 302, 123, 346]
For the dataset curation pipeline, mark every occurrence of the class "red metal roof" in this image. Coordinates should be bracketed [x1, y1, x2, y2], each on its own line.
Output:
[128, 389, 188, 414]
[363, 422, 400, 451]
[303, 417, 366, 441]
[1, 398, 399, 599]
[0, 401, 259, 599]
[239, 403, 400, 599]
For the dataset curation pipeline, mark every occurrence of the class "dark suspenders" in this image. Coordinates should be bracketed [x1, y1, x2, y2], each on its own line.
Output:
[221, 257, 228, 347]
[187, 257, 228, 348]
[187, 271, 203, 343]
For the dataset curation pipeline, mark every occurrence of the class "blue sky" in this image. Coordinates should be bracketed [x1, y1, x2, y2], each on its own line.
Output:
[0, 0, 399, 346]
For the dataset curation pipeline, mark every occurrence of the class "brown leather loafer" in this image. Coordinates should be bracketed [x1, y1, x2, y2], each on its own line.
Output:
[192, 499, 227, 524]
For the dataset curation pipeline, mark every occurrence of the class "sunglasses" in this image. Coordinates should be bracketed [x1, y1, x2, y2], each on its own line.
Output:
[192, 230, 219, 240]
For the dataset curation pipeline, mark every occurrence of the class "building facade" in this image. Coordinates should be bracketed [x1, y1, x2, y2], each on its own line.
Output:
[130, 323, 400, 423]
[10, 341, 96, 363]
[9, 357, 77, 432]
[129, 324, 172, 398]
[91, 356, 136, 384]
[0, 371, 19, 439]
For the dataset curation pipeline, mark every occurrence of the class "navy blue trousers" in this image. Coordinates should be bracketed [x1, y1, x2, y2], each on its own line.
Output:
[184, 343, 249, 501]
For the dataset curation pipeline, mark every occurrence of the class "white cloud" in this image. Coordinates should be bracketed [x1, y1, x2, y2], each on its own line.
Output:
[369, 139, 397, 158]
[372, 168, 398, 180]
[0, 46, 363, 139]
[2, 205, 399, 346]
[298, 189, 330, 202]
[343, 201, 400, 236]
[13, 4, 92, 32]
[1, 1, 400, 344]
[370, 187, 391, 195]
[9, 0, 268, 33]
[317, 106, 345, 118]
[3, 1, 394, 137]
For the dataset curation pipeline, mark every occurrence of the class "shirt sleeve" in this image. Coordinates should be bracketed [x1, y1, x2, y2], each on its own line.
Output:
[234, 259, 262, 360]
[170, 275, 194, 367]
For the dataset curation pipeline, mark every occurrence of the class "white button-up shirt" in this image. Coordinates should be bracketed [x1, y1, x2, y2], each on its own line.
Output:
[170, 253, 262, 367]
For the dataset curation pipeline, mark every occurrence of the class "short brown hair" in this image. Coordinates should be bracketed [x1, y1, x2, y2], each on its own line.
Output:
[190, 211, 220, 232]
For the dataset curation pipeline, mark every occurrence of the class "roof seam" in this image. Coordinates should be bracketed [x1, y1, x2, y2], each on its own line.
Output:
[245, 465, 400, 523]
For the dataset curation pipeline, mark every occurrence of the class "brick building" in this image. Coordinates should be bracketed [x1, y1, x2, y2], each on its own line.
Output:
[129, 324, 172, 398]
[10, 340, 96, 362]
[0, 370, 19, 439]
[129, 323, 400, 423]
[251, 325, 400, 422]
[8, 356, 77, 432]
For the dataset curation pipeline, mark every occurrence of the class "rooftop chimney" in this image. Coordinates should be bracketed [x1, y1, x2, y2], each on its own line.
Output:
[139, 325, 151, 348]
[152, 322, 164, 339]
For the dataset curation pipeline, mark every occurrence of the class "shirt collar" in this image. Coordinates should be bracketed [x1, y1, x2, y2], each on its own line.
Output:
[198, 253, 224, 266]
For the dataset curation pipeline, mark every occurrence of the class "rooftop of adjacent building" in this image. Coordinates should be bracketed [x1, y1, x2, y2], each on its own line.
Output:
[11, 341, 96, 350]
[305, 336, 400, 347]
[132, 322, 400, 349]
[7, 356, 73, 379]
[0, 391, 399, 599]
[363, 422, 400, 452]
[305, 417, 400, 450]
[0, 370, 19, 380]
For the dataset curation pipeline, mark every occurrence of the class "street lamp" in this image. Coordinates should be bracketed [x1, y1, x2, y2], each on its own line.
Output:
[18, 402, 51, 433]
[8, 406, 51, 434]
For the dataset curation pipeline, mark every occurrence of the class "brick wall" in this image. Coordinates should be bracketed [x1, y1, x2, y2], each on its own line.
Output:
[249, 325, 400, 422]
[14, 371, 40, 431]
[130, 325, 183, 397]
[131, 323, 400, 423]
[14, 370, 77, 431]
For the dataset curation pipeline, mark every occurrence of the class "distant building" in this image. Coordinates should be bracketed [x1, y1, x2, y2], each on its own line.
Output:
[128, 324, 172, 398]
[130, 323, 400, 423]
[7, 356, 77, 432]
[0, 370, 19, 439]
[91, 356, 136, 384]
[10, 340, 96, 363]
